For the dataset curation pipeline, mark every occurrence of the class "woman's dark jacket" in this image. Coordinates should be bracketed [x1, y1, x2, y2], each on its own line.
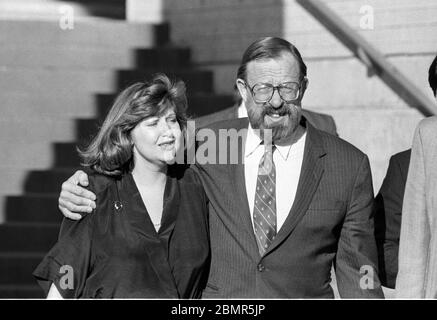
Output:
[33, 165, 210, 298]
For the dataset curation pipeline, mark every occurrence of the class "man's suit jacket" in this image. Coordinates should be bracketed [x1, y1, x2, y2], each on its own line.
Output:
[195, 105, 338, 136]
[374, 149, 411, 289]
[396, 116, 437, 298]
[194, 117, 383, 298]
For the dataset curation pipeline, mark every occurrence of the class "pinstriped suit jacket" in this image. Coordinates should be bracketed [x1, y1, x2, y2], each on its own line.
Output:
[194, 117, 383, 298]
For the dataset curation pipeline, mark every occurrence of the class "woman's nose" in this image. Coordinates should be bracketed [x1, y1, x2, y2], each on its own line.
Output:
[158, 119, 172, 133]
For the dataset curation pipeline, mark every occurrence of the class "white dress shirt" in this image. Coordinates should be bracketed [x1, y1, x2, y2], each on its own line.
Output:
[244, 122, 306, 232]
[238, 103, 248, 118]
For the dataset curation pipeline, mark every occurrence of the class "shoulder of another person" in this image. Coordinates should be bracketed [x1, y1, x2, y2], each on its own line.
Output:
[418, 116, 437, 138]
[391, 149, 411, 168]
[195, 106, 237, 128]
[201, 117, 248, 132]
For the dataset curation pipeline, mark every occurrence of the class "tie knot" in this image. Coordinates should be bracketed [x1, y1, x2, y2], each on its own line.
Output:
[264, 144, 276, 155]
[259, 145, 275, 176]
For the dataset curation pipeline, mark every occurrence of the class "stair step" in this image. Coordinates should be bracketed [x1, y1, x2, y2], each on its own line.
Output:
[0, 46, 191, 69]
[5, 194, 62, 224]
[0, 68, 119, 95]
[0, 68, 213, 95]
[23, 170, 78, 194]
[0, 284, 44, 299]
[0, 0, 125, 20]
[0, 143, 54, 170]
[187, 94, 235, 117]
[75, 118, 102, 143]
[0, 87, 230, 123]
[134, 47, 192, 68]
[117, 69, 214, 94]
[0, 253, 45, 285]
[0, 92, 98, 120]
[0, 119, 84, 144]
[97, 93, 235, 119]
[0, 223, 59, 253]
[53, 143, 82, 168]
[0, 19, 169, 48]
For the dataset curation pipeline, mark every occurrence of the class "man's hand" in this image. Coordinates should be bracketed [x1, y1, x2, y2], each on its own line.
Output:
[58, 170, 96, 220]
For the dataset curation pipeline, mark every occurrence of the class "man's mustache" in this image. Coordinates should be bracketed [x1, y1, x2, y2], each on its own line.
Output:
[261, 104, 293, 117]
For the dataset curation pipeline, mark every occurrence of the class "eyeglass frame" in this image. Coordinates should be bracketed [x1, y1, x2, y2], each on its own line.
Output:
[239, 78, 306, 104]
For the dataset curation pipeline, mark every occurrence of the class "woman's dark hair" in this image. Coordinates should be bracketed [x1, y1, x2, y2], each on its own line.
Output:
[237, 37, 307, 81]
[79, 73, 188, 176]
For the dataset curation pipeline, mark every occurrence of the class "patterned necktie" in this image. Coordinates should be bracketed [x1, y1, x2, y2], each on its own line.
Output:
[253, 145, 276, 256]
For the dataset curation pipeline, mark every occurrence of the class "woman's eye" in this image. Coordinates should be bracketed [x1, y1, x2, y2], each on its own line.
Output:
[168, 117, 177, 123]
[146, 121, 158, 127]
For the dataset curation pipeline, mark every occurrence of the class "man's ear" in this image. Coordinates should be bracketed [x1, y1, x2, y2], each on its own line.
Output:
[236, 79, 249, 103]
[300, 77, 309, 97]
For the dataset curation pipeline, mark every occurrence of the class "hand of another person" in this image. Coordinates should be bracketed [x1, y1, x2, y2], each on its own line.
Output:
[58, 170, 96, 220]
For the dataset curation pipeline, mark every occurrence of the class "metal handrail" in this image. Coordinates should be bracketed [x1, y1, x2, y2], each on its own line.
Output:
[296, 0, 436, 116]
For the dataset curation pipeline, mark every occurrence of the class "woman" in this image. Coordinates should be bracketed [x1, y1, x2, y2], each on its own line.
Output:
[33, 74, 210, 298]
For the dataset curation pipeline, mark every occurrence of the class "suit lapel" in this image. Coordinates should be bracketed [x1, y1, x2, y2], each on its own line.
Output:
[266, 121, 326, 254]
[227, 118, 260, 262]
[159, 170, 180, 238]
[231, 161, 261, 261]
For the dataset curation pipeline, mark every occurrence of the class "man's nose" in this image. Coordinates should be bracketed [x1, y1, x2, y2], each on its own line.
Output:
[270, 88, 283, 108]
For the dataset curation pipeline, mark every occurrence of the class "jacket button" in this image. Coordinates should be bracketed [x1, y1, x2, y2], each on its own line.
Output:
[257, 264, 265, 272]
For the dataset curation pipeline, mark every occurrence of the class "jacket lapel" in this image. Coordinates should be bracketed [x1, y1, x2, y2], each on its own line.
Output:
[120, 174, 157, 239]
[159, 169, 180, 238]
[231, 161, 261, 262]
[227, 118, 260, 262]
[266, 121, 326, 255]
[119, 173, 179, 297]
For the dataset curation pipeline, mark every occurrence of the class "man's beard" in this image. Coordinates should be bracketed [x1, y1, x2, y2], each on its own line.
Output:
[247, 102, 301, 143]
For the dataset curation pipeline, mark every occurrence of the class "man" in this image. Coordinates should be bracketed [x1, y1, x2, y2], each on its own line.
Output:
[374, 149, 410, 289]
[58, 37, 383, 298]
[396, 55, 437, 298]
[375, 54, 437, 291]
[196, 86, 338, 136]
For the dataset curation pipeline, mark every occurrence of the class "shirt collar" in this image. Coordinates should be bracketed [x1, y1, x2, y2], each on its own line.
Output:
[245, 121, 307, 161]
[238, 102, 248, 118]
[245, 121, 263, 158]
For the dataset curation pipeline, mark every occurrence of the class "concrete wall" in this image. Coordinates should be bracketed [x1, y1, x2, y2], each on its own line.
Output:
[164, 0, 437, 192]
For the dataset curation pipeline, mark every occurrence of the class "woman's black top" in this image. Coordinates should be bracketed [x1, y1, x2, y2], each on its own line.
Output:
[33, 165, 210, 298]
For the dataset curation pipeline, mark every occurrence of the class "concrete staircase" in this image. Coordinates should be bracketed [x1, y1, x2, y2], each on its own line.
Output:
[0, 0, 126, 20]
[0, 17, 233, 298]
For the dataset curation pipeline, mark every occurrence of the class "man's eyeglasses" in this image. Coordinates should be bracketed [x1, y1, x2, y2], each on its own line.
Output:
[243, 80, 303, 103]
